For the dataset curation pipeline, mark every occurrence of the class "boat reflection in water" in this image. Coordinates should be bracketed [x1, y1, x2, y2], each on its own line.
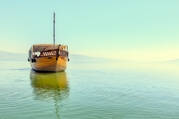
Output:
[30, 70, 69, 119]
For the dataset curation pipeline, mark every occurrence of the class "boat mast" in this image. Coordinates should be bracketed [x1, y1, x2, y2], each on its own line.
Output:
[53, 12, 56, 45]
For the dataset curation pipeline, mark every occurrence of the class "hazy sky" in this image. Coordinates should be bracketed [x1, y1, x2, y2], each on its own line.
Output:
[0, 0, 179, 61]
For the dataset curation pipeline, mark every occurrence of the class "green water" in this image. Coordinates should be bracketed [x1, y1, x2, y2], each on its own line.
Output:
[1, 59, 179, 119]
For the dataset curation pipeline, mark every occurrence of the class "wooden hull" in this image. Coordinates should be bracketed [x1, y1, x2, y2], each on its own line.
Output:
[31, 56, 67, 72]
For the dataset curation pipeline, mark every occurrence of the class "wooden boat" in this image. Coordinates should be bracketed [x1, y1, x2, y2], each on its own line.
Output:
[28, 13, 69, 72]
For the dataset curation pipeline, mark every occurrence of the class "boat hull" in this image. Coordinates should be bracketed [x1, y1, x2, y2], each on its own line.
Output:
[31, 56, 67, 72]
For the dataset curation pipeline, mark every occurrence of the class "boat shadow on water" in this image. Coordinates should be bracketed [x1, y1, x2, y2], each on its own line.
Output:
[30, 70, 69, 119]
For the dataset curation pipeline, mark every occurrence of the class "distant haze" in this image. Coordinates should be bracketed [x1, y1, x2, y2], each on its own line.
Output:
[0, 51, 110, 63]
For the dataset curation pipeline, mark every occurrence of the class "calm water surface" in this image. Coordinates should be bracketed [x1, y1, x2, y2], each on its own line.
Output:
[0, 59, 179, 119]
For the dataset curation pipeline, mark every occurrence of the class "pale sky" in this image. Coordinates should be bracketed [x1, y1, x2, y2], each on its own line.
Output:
[0, 0, 179, 61]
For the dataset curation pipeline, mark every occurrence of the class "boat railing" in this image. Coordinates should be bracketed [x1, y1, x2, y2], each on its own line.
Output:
[32, 49, 68, 58]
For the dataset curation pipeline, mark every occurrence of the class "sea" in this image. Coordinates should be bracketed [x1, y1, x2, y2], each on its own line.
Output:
[0, 54, 179, 119]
